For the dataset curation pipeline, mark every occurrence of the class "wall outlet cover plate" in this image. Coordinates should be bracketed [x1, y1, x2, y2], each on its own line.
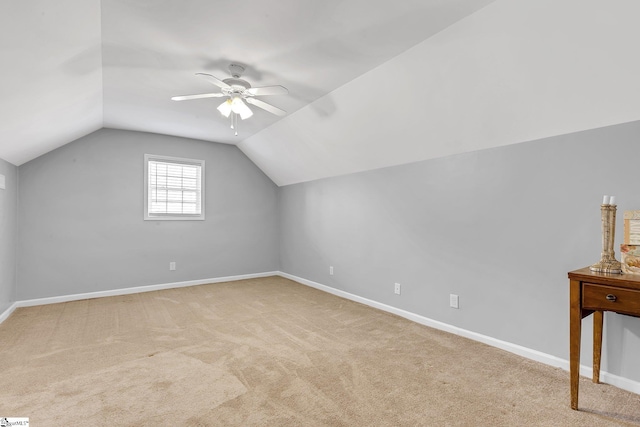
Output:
[450, 294, 459, 309]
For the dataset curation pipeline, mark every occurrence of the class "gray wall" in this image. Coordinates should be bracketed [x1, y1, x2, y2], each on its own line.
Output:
[17, 129, 279, 300]
[0, 157, 17, 313]
[279, 120, 640, 383]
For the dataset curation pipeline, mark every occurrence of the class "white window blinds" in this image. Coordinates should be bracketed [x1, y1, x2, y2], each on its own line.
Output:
[145, 155, 205, 220]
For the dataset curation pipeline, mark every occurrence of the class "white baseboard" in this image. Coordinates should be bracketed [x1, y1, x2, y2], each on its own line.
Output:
[0, 302, 18, 324]
[597, 370, 640, 396]
[2, 270, 638, 396]
[277, 271, 640, 396]
[7, 271, 278, 310]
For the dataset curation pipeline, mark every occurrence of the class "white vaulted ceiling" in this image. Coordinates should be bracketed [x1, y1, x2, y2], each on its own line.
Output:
[2, 1, 640, 185]
[0, 0, 103, 165]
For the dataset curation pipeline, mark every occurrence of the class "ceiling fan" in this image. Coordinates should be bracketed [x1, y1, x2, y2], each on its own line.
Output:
[171, 64, 288, 136]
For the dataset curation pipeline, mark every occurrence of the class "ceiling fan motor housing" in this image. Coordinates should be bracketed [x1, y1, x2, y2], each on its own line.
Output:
[224, 64, 251, 95]
[222, 78, 251, 94]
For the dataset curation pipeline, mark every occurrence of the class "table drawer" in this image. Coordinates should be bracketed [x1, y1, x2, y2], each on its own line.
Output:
[583, 283, 640, 316]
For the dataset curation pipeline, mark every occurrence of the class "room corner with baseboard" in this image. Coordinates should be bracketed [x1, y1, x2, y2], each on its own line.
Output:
[0, 157, 17, 319]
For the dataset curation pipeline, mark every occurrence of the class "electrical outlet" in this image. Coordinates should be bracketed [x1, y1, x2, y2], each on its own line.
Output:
[329, 266, 334, 275]
[169, 262, 176, 271]
[450, 294, 459, 309]
[394, 283, 401, 295]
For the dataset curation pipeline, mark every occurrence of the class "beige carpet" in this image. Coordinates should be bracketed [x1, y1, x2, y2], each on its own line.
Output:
[0, 276, 638, 426]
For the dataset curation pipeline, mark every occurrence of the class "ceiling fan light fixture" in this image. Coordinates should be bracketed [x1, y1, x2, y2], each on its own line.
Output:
[217, 99, 232, 117]
[230, 97, 253, 120]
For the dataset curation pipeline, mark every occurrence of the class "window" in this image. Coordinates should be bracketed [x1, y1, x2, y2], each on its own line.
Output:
[144, 154, 205, 220]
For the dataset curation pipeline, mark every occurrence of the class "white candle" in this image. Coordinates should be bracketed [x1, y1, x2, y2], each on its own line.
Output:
[610, 196, 616, 205]
[603, 195, 610, 205]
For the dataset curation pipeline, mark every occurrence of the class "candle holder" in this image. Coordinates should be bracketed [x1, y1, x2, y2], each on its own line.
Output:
[590, 204, 622, 274]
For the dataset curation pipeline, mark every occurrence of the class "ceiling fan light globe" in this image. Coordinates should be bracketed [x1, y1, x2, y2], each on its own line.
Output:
[217, 99, 232, 117]
[239, 107, 253, 120]
[230, 97, 253, 119]
[230, 97, 244, 113]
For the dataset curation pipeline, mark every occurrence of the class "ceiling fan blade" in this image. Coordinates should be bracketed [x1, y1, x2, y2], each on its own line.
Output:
[245, 85, 289, 96]
[171, 93, 224, 101]
[196, 72, 231, 89]
[246, 97, 287, 116]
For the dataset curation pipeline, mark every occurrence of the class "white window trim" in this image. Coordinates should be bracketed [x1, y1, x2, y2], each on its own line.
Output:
[144, 154, 205, 221]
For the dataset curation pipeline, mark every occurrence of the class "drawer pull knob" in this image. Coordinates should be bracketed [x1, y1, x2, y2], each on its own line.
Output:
[606, 294, 617, 302]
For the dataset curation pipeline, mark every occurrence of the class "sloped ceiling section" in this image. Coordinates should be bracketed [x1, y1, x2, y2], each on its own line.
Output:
[0, 0, 103, 166]
[240, 0, 640, 186]
[99, 0, 495, 146]
[0, 0, 494, 166]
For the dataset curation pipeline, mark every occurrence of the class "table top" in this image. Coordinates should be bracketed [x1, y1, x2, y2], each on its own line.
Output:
[569, 267, 640, 291]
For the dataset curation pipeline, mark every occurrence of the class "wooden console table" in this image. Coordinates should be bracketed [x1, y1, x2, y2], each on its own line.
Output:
[568, 267, 640, 410]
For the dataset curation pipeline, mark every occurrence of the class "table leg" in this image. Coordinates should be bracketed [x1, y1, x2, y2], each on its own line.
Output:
[570, 279, 582, 410]
[593, 310, 603, 384]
